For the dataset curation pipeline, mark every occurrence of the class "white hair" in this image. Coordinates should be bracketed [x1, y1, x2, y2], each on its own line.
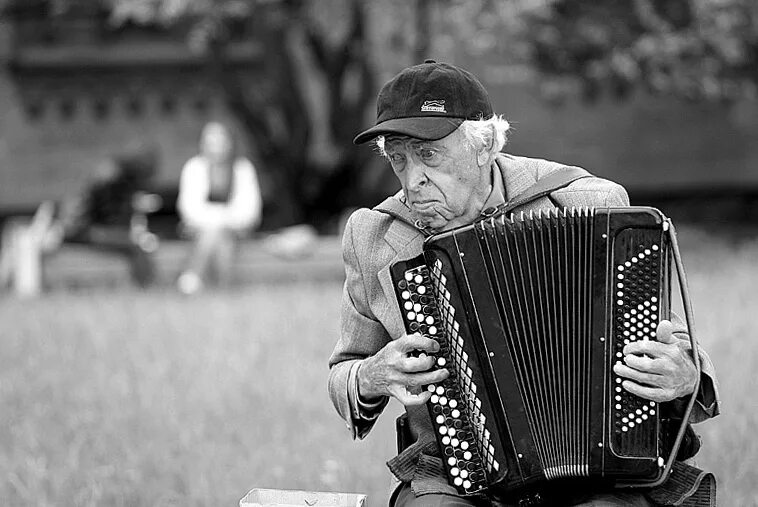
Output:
[374, 114, 511, 161]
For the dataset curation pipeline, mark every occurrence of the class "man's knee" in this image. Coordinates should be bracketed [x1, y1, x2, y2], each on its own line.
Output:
[392, 485, 480, 507]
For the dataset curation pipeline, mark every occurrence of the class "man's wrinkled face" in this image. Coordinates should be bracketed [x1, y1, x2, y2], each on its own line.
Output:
[384, 128, 491, 232]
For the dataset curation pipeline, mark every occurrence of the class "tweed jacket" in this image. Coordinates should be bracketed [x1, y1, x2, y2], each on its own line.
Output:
[328, 153, 720, 498]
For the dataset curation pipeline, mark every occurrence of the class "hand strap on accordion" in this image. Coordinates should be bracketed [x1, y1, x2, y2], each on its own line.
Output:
[652, 220, 702, 488]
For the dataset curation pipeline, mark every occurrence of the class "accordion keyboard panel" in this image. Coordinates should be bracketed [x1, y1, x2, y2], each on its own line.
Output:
[610, 229, 662, 457]
[393, 264, 492, 495]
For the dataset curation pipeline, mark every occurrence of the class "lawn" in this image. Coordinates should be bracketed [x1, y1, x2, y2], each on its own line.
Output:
[0, 227, 755, 506]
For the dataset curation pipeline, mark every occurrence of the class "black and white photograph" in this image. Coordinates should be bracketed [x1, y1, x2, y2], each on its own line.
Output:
[0, 1, 755, 506]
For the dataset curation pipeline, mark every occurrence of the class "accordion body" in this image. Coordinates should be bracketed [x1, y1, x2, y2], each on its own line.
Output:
[390, 207, 682, 498]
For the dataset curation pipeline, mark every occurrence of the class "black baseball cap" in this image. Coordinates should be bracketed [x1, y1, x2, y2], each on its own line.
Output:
[353, 60, 493, 145]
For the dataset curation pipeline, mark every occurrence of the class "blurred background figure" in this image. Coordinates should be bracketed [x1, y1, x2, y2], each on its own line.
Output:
[0, 145, 161, 294]
[57, 145, 162, 288]
[176, 121, 262, 295]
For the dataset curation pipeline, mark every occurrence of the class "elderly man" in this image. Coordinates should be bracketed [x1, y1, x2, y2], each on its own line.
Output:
[328, 61, 719, 507]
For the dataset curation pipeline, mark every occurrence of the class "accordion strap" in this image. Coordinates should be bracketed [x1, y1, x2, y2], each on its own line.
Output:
[374, 166, 592, 232]
[497, 165, 591, 215]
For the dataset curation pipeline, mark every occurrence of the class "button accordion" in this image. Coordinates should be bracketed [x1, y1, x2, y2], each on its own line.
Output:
[390, 207, 699, 499]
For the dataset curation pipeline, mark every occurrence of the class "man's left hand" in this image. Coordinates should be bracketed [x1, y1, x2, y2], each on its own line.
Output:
[613, 320, 698, 402]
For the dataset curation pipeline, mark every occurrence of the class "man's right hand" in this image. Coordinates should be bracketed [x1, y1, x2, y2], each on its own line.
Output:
[357, 333, 450, 406]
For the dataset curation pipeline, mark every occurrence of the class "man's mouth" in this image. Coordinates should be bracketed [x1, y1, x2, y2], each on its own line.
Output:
[411, 200, 438, 212]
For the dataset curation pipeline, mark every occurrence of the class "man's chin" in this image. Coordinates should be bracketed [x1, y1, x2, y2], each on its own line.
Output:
[414, 215, 448, 231]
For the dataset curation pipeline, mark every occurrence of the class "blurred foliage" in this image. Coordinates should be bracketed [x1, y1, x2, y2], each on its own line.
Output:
[524, 0, 758, 104]
[5, 0, 758, 226]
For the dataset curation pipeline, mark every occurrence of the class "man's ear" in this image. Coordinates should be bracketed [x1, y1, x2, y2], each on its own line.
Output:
[476, 125, 496, 167]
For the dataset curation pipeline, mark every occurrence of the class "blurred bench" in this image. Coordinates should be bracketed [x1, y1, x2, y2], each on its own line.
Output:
[43, 235, 345, 289]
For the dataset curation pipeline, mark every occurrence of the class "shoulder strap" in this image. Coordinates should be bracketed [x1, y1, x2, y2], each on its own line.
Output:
[499, 166, 591, 215]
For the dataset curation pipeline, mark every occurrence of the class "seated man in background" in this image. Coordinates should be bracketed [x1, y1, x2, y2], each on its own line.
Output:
[176, 121, 262, 294]
[328, 61, 720, 507]
[56, 145, 161, 288]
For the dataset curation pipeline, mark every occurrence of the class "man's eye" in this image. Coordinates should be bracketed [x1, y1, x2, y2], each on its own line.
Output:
[390, 153, 405, 164]
[420, 149, 437, 161]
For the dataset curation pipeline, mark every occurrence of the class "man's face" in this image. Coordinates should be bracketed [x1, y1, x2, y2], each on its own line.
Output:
[384, 128, 491, 232]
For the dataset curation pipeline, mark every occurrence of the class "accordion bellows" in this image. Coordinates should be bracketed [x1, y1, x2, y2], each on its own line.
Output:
[390, 207, 683, 499]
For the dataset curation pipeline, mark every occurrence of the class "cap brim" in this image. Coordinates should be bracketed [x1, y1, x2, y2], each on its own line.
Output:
[353, 117, 464, 145]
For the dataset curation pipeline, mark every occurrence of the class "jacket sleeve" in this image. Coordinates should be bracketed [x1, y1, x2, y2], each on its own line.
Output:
[328, 210, 391, 439]
[666, 313, 721, 423]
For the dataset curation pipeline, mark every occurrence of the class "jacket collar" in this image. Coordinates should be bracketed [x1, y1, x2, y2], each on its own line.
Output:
[496, 153, 539, 202]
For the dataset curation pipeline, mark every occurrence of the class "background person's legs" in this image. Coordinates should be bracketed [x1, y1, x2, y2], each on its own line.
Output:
[178, 227, 236, 293]
[209, 229, 237, 287]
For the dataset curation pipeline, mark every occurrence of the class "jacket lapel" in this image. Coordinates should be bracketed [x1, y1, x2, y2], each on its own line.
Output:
[372, 194, 427, 339]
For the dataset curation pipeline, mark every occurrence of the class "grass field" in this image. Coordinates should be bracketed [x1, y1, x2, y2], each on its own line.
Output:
[0, 227, 756, 506]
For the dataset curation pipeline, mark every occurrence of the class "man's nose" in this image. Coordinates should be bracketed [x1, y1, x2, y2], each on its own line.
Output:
[405, 159, 428, 191]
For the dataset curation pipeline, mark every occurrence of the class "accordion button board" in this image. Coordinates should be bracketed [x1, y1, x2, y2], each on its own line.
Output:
[393, 264, 493, 494]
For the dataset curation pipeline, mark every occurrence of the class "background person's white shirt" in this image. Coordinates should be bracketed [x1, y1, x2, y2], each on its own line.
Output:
[177, 156, 262, 233]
